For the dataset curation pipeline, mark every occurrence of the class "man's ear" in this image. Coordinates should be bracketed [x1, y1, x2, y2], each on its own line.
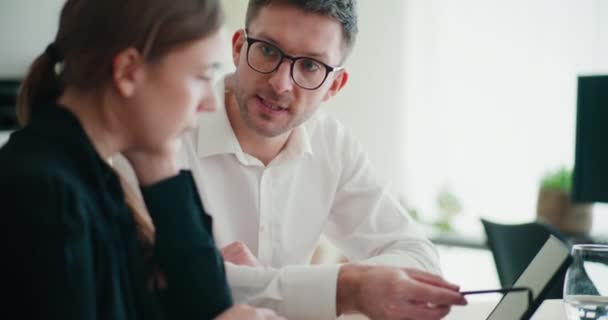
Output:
[112, 48, 146, 98]
[232, 29, 246, 67]
[322, 69, 349, 102]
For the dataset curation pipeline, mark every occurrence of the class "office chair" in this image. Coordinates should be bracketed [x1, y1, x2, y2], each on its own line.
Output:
[481, 219, 570, 300]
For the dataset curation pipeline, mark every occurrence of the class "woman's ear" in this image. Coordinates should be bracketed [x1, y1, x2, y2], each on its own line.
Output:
[112, 48, 146, 97]
[322, 69, 349, 102]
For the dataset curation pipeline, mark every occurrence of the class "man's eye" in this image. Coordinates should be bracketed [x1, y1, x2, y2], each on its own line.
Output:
[301, 59, 321, 72]
[259, 44, 278, 57]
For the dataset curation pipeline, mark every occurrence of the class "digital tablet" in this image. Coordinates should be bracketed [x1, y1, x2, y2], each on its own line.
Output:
[485, 235, 571, 320]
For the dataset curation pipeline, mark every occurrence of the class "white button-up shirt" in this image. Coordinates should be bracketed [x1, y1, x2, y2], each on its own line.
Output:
[175, 101, 441, 320]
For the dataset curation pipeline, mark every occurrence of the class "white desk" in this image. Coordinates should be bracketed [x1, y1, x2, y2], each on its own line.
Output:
[339, 299, 566, 320]
[446, 299, 566, 320]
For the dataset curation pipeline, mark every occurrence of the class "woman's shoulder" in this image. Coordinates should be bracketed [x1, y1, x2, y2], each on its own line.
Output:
[0, 129, 83, 183]
[0, 158, 79, 194]
[0, 154, 91, 226]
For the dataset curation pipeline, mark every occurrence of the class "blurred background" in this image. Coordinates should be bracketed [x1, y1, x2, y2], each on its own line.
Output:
[2, 0, 607, 297]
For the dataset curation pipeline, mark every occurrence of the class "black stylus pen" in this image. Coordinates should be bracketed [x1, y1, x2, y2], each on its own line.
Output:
[460, 287, 533, 309]
[460, 287, 530, 296]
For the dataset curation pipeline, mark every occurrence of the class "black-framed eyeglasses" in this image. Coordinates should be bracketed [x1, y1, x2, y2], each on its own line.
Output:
[244, 30, 344, 90]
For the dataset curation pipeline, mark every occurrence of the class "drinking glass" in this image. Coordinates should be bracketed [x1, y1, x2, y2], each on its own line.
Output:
[563, 244, 608, 320]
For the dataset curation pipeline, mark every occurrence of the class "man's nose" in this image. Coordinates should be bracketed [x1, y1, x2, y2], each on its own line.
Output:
[268, 60, 294, 94]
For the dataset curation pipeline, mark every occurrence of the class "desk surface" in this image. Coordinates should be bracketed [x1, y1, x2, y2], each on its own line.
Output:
[339, 299, 566, 320]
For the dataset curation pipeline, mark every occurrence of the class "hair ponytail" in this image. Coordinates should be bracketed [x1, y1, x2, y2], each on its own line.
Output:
[116, 168, 167, 289]
[119, 176, 155, 248]
[16, 48, 63, 126]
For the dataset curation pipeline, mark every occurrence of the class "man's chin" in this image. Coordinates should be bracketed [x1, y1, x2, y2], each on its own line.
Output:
[181, 125, 196, 135]
[253, 126, 290, 138]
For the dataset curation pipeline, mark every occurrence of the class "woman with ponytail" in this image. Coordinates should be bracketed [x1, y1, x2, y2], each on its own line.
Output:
[0, 1, 282, 319]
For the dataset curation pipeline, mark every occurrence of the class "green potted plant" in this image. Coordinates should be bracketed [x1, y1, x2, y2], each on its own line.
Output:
[536, 167, 592, 236]
[433, 186, 463, 232]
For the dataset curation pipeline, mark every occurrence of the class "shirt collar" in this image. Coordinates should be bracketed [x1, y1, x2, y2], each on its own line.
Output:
[283, 121, 313, 159]
[196, 88, 314, 162]
[195, 92, 243, 158]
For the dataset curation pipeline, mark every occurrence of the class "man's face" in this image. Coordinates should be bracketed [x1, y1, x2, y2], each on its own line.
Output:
[231, 4, 348, 138]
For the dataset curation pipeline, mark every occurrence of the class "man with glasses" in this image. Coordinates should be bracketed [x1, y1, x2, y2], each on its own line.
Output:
[179, 1, 467, 319]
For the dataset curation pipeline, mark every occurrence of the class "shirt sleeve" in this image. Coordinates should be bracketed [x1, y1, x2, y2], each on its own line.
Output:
[2, 175, 98, 320]
[323, 132, 442, 275]
[225, 262, 341, 320]
[141, 170, 233, 320]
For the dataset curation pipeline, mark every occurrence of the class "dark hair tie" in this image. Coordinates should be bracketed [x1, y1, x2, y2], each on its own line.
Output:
[45, 43, 64, 63]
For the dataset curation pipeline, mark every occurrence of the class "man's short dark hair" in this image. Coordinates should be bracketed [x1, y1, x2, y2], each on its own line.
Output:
[245, 0, 358, 59]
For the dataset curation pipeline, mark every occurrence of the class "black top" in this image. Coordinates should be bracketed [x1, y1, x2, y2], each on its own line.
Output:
[0, 104, 232, 319]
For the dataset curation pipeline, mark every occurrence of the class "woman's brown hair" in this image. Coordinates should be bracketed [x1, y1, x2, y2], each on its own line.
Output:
[17, 0, 224, 255]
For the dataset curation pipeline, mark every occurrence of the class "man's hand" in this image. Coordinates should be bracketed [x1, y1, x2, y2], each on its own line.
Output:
[215, 304, 285, 320]
[337, 265, 467, 320]
[221, 241, 262, 267]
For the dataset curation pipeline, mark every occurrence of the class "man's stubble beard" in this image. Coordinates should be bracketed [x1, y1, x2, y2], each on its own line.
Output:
[233, 85, 303, 138]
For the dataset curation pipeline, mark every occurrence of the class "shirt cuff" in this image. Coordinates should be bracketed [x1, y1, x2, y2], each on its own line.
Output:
[226, 263, 341, 320]
[280, 264, 341, 320]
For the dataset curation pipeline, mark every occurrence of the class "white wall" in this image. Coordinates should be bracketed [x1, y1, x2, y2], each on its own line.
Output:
[0, 1, 243, 78]
[590, 0, 608, 236]
[400, 0, 608, 234]
[322, 1, 408, 193]
[223, 1, 247, 34]
[593, 0, 608, 70]
[0, 0, 64, 78]
[217, 1, 247, 76]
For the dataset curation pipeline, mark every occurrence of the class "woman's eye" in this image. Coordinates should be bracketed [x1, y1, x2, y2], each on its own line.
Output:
[197, 71, 216, 81]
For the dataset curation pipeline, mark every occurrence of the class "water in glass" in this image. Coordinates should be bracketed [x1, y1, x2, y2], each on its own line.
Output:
[563, 245, 608, 320]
